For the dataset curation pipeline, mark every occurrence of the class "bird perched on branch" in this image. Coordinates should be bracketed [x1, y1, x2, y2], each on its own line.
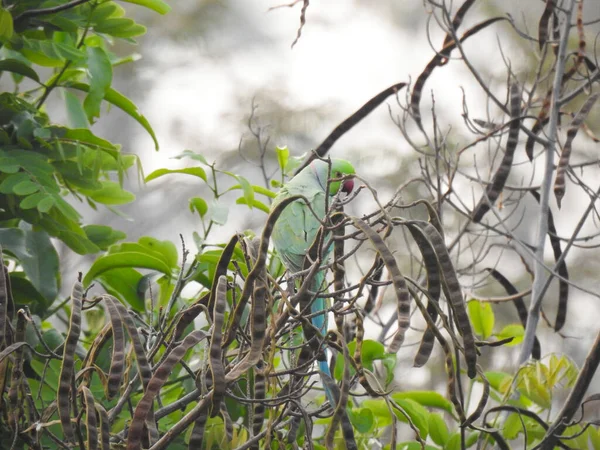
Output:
[271, 158, 355, 406]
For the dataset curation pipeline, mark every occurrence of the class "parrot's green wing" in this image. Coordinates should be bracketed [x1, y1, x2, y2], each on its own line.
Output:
[271, 180, 327, 273]
[270, 159, 355, 408]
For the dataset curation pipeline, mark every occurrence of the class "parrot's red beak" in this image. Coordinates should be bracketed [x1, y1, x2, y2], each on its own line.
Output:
[342, 179, 354, 194]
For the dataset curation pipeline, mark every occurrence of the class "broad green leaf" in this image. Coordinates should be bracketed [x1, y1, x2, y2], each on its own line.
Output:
[84, 46, 113, 121]
[63, 89, 90, 129]
[0, 8, 13, 40]
[445, 433, 461, 450]
[120, 0, 171, 14]
[333, 340, 388, 380]
[52, 41, 86, 62]
[503, 413, 522, 440]
[276, 145, 289, 170]
[37, 195, 55, 213]
[94, 18, 146, 38]
[84, 250, 172, 287]
[228, 183, 276, 199]
[91, 1, 124, 22]
[394, 398, 429, 439]
[67, 83, 159, 150]
[382, 353, 396, 385]
[235, 197, 270, 213]
[189, 197, 208, 218]
[20, 192, 48, 209]
[235, 175, 254, 206]
[138, 237, 178, 269]
[0, 172, 29, 193]
[349, 408, 374, 434]
[518, 375, 551, 409]
[97, 268, 145, 312]
[145, 167, 207, 182]
[484, 371, 513, 394]
[52, 195, 82, 222]
[83, 225, 126, 250]
[0, 154, 20, 173]
[467, 300, 494, 339]
[0, 59, 39, 83]
[38, 213, 99, 254]
[392, 391, 455, 415]
[79, 180, 135, 205]
[362, 339, 385, 366]
[589, 425, 600, 450]
[428, 413, 449, 446]
[496, 324, 524, 346]
[13, 179, 39, 195]
[55, 127, 118, 151]
[0, 227, 60, 303]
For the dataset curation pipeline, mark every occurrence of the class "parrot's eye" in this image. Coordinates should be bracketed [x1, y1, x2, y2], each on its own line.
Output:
[335, 171, 342, 177]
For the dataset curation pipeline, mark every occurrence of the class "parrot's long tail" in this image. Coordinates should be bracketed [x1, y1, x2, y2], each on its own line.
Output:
[311, 271, 338, 407]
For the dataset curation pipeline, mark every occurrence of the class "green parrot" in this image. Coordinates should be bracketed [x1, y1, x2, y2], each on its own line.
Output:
[271, 158, 356, 405]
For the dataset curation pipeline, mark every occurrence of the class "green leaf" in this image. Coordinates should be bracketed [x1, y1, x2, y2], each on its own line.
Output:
[67, 83, 159, 150]
[495, 324, 524, 346]
[484, 371, 513, 394]
[96, 268, 145, 312]
[394, 398, 429, 439]
[333, 340, 388, 380]
[445, 433, 461, 450]
[94, 18, 147, 38]
[63, 89, 90, 129]
[189, 197, 208, 218]
[91, 2, 124, 22]
[392, 391, 455, 415]
[235, 175, 254, 207]
[502, 412, 522, 440]
[83, 225, 126, 250]
[0, 8, 13, 40]
[428, 413, 449, 446]
[145, 167, 207, 182]
[349, 408, 374, 434]
[84, 251, 171, 287]
[138, 237, 178, 269]
[276, 145, 289, 170]
[37, 195, 55, 213]
[55, 127, 118, 151]
[0, 172, 29, 194]
[467, 300, 494, 339]
[120, 0, 171, 14]
[228, 183, 276, 199]
[0, 227, 60, 303]
[235, 197, 270, 214]
[84, 46, 113, 121]
[79, 180, 135, 205]
[0, 59, 39, 83]
[13, 179, 39, 195]
[362, 339, 386, 367]
[20, 192, 48, 209]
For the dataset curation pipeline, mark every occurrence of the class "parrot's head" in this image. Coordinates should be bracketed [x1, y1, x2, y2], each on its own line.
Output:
[310, 158, 356, 196]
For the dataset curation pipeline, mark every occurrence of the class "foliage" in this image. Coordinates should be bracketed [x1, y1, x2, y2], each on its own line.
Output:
[1, 1, 600, 450]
